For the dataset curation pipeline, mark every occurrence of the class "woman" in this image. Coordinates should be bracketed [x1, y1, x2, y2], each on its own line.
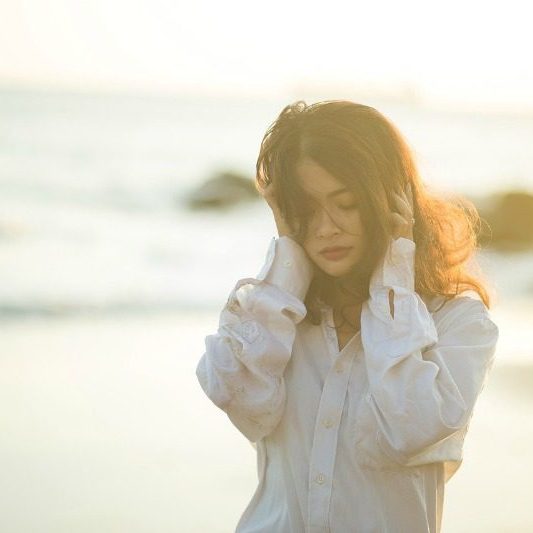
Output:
[195, 100, 499, 532]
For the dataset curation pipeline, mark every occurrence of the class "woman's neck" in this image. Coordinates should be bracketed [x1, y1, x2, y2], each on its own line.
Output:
[333, 301, 361, 332]
[330, 285, 365, 310]
[315, 272, 367, 311]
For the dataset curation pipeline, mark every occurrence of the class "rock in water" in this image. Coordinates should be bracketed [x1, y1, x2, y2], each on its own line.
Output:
[185, 171, 258, 209]
[478, 190, 533, 250]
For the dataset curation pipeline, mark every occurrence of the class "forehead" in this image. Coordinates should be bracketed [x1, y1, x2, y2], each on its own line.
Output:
[294, 159, 351, 198]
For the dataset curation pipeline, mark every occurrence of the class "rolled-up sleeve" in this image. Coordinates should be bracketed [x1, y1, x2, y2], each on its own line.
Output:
[356, 236, 499, 469]
[195, 236, 314, 442]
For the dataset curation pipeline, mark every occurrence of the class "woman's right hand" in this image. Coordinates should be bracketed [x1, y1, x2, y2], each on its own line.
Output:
[258, 181, 295, 238]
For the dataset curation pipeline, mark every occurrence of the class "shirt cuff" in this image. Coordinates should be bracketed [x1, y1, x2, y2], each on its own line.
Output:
[256, 236, 314, 301]
[369, 236, 416, 293]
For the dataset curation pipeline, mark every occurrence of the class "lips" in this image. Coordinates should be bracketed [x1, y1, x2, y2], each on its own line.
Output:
[320, 246, 351, 254]
[319, 246, 352, 261]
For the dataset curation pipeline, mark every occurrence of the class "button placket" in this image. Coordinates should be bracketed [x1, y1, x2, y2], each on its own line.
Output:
[322, 416, 335, 428]
[307, 341, 358, 532]
[315, 473, 326, 484]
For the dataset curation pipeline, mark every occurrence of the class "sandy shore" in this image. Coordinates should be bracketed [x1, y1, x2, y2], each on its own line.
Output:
[0, 311, 531, 532]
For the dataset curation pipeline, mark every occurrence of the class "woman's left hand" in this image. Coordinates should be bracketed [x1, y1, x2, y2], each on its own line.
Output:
[390, 182, 415, 241]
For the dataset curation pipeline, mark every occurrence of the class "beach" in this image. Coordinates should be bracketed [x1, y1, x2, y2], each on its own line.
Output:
[1, 308, 532, 532]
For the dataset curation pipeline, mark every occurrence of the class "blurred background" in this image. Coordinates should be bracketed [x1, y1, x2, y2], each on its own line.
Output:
[1, 1, 532, 531]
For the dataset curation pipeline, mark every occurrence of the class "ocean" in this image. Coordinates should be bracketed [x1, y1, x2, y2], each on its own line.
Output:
[1, 87, 533, 319]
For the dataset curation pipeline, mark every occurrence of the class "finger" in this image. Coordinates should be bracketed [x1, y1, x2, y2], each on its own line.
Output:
[261, 182, 277, 200]
[393, 182, 413, 204]
[389, 212, 411, 238]
[262, 187, 274, 199]
[406, 183, 414, 211]
[392, 190, 412, 218]
[390, 211, 410, 225]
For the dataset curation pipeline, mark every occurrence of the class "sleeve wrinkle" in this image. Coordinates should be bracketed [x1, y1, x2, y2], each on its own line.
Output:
[196, 236, 310, 443]
[357, 236, 499, 467]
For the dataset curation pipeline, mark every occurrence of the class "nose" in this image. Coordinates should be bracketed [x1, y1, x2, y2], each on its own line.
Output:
[313, 205, 341, 238]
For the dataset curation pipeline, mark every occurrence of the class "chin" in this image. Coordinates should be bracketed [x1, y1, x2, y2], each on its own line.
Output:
[326, 268, 352, 278]
[316, 261, 354, 278]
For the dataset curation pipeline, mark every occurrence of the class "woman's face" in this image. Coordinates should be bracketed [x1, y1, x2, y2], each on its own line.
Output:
[294, 158, 367, 278]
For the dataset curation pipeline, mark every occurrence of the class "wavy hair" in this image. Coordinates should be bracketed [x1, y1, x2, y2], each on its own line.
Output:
[255, 100, 494, 326]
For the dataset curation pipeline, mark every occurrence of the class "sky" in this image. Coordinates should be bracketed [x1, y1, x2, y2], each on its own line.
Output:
[0, 0, 532, 111]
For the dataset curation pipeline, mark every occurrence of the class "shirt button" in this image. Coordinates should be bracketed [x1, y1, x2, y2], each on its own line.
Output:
[323, 417, 334, 428]
[315, 473, 326, 484]
[335, 364, 343, 373]
[283, 260, 292, 267]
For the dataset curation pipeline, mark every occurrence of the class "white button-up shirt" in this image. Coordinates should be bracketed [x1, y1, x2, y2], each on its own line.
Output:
[196, 235, 499, 532]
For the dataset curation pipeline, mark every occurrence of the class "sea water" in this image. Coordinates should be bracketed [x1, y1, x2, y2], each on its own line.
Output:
[1, 87, 532, 318]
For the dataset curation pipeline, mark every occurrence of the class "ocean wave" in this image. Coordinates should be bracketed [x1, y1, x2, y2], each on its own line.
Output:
[0, 300, 220, 320]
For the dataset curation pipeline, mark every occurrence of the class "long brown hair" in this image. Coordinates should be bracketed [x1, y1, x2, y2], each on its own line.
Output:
[255, 100, 494, 326]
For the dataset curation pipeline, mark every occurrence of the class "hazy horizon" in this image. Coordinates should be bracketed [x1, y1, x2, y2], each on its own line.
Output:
[1, 0, 531, 113]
